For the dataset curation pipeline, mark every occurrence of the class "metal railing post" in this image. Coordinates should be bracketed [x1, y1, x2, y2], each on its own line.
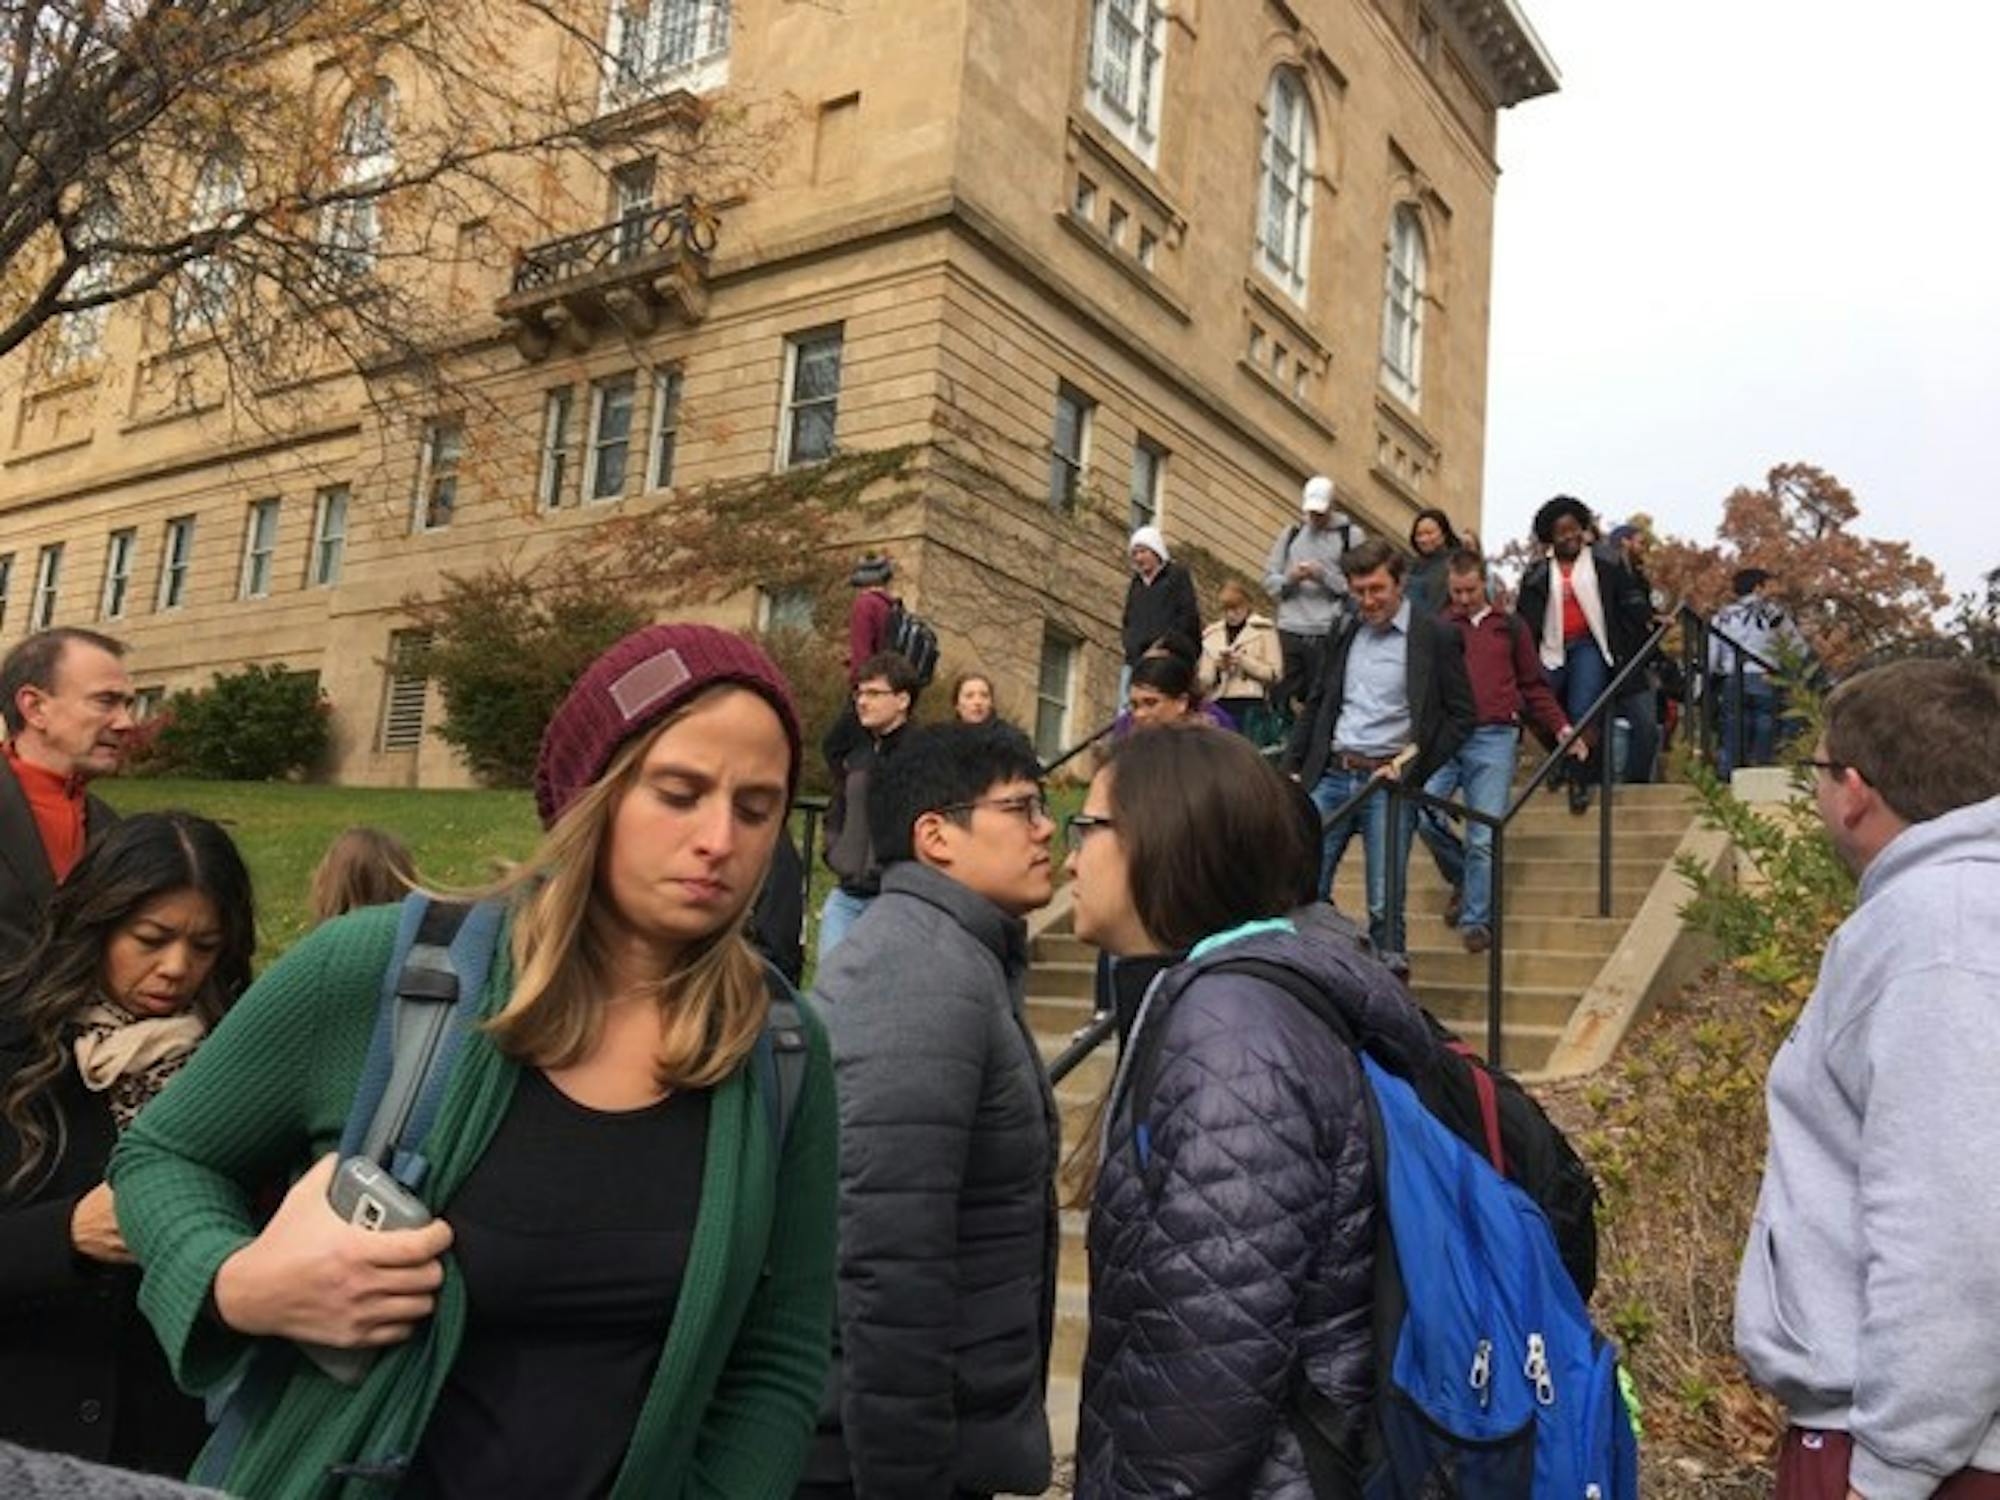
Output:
[1728, 649, 1746, 778]
[1598, 705, 1615, 919]
[1487, 816, 1506, 1069]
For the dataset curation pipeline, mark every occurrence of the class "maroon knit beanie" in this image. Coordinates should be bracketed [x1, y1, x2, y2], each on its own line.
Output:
[533, 624, 803, 829]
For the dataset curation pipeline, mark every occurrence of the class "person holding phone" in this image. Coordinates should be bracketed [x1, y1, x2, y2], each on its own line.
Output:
[1, 812, 255, 1475]
[1197, 581, 1283, 745]
[111, 624, 838, 1500]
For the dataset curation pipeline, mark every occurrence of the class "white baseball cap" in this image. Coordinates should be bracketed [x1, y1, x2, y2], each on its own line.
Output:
[1302, 475, 1336, 513]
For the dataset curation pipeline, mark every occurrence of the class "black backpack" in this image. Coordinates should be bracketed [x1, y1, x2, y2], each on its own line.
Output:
[886, 599, 940, 687]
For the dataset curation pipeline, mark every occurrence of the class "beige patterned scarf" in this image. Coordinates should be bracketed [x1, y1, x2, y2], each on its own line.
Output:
[72, 1003, 207, 1131]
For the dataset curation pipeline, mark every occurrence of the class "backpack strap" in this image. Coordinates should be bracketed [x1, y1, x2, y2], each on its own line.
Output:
[753, 965, 810, 1158]
[1443, 1036, 1506, 1174]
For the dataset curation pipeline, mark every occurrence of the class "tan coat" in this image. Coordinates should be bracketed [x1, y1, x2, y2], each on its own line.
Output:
[1198, 613, 1283, 701]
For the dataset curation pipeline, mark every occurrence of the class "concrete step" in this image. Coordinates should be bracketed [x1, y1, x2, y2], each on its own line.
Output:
[1398, 912, 1626, 951]
[1406, 979, 1585, 1030]
[1399, 946, 1611, 989]
[1047, 1372, 1080, 1472]
[1482, 829, 1685, 862]
[1434, 1016, 1564, 1072]
[1029, 992, 1100, 1034]
[1034, 933, 1094, 966]
[1030, 959, 1096, 1000]
[1502, 801, 1694, 832]
[1336, 867, 1660, 902]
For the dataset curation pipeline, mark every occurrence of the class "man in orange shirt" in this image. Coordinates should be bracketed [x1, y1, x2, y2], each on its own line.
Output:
[0, 629, 135, 966]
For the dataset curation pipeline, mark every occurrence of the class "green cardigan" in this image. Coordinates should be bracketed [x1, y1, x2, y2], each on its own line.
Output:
[108, 905, 837, 1499]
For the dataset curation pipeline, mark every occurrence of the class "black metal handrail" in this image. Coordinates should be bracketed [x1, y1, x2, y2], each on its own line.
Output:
[1047, 1009, 1120, 1087]
[1038, 715, 1119, 779]
[511, 194, 717, 295]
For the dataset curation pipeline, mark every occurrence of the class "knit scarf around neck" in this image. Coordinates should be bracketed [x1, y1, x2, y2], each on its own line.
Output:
[73, 1003, 206, 1131]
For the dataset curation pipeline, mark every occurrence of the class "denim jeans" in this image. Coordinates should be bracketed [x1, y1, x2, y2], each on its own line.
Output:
[1717, 674, 1777, 777]
[1309, 766, 1416, 964]
[1416, 725, 1518, 932]
[816, 887, 872, 965]
[1546, 637, 1611, 774]
[1616, 686, 1659, 783]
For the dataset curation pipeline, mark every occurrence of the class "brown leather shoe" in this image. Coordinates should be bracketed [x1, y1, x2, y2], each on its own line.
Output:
[1461, 925, 1492, 954]
[1444, 886, 1464, 927]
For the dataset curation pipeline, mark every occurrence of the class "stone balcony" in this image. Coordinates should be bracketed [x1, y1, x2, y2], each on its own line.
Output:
[496, 195, 716, 361]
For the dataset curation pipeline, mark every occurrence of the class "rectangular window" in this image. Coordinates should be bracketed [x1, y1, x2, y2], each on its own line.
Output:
[1048, 382, 1095, 513]
[755, 585, 817, 634]
[604, 0, 731, 104]
[158, 516, 195, 610]
[1034, 627, 1078, 762]
[309, 485, 349, 587]
[1085, 0, 1167, 163]
[1137, 227, 1158, 269]
[32, 543, 62, 630]
[1129, 436, 1166, 531]
[648, 368, 683, 490]
[610, 158, 655, 262]
[100, 528, 137, 620]
[239, 497, 280, 600]
[1107, 202, 1128, 246]
[134, 686, 165, 721]
[1073, 175, 1097, 220]
[380, 630, 433, 752]
[779, 327, 842, 469]
[539, 387, 574, 510]
[415, 420, 463, 532]
[0, 553, 12, 634]
[586, 376, 636, 502]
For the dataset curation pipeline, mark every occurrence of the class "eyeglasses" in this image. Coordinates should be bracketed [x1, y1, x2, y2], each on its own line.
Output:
[853, 686, 899, 701]
[940, 791, 1052, 826]
[1063, 812, 1117, 846]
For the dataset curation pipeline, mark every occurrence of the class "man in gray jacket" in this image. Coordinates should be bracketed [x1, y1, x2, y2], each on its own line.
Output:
[801, 720, 1061, 1500]
[1735, 656, 2000, 1500]
[1263, 474, 1357, 717]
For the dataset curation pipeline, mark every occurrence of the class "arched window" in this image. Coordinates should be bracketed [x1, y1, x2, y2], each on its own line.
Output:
[172, 151, 246, 333]
[322, 79, 397, 274]
[1256, 69, 1313, 301]
[1380, 204, 1427, 407]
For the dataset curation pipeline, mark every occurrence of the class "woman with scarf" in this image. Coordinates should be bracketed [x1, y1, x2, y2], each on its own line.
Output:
[1514, 495, 1653, 813]
[0, 811, 256, 1474]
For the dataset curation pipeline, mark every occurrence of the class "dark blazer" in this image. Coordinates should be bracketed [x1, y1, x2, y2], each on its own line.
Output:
[0, 757, 116, 974]
[1121, 563, 1202, 666]
[0, 1011, 210, 1474]
[1515, 543, 1655, 671]
[1284, 603, 1476, 790]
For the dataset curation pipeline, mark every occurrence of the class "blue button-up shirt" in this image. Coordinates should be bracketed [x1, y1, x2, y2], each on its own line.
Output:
[1333, 598, 1412, 756]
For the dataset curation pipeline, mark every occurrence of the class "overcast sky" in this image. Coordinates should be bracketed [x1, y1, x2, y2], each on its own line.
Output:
[1483, 0, 2000, 602]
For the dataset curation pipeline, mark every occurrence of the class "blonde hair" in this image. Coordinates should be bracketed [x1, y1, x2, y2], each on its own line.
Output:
[309, 827, 417, 923]
[481, 706, 775, 1087]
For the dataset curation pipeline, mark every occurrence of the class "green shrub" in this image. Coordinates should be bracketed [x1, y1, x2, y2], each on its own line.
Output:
[149, 664, 331, 781]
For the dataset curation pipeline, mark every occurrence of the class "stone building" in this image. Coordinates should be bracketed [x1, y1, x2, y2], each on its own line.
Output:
[0, 0, 1555, 784]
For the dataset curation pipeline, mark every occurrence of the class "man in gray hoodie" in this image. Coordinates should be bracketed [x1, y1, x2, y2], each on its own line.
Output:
[1735, 656, 2000, 1500]
[801, 720, 1061, 1500]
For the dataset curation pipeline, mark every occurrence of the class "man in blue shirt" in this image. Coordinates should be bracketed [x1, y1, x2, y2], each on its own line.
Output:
[1285, 538, 1475, 972]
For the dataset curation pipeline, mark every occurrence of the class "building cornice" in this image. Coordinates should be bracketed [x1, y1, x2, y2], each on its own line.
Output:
[1437, 0, 1560, 107]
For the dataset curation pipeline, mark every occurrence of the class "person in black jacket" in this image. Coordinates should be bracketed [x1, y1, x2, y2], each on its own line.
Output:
[1284, 538, 1475, 973]
[1514, 497, 1655, 813]
[1119, 526, 1201, 681]
[1065, 724, 1437, 1497]
[0, 812, 254, 1475]
[802, 721, 1060, 1500]
[1, 629, 134, 973]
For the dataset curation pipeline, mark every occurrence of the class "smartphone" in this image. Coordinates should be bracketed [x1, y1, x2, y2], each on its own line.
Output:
[300, 1158, 435, 1386]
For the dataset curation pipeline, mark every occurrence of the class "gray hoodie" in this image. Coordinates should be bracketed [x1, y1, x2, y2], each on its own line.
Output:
[1262, 515, 1355, 638]
[1735, 794, 2000, 1500]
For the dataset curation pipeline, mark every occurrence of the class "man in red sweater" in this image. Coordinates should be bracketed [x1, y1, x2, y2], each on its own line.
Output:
[1417, 552, 1584, 951]
[0, 628, 134, 967]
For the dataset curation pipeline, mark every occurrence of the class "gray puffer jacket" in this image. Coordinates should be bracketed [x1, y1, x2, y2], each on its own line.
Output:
[1075, 923, 1437, 1499]
[807, 862, 1060, 1498]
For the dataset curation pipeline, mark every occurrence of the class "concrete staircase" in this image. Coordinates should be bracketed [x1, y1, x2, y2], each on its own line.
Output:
[1023, 779, 1697, 1468]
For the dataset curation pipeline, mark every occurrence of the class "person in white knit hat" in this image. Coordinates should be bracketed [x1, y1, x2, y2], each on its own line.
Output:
[1263, 475, 1358, 718]
[1118, 525, 1201, 706]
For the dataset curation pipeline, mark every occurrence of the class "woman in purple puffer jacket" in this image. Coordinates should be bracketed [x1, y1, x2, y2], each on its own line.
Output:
[1064, 723, 1434, 1498]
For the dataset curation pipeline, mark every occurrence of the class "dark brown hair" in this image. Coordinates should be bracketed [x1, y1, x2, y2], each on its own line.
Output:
[1340, 536, 1405, 582]
[1101, 723, 1305, 951]
[0, 628, 127, 735]
[1825, 657, 2000, 825]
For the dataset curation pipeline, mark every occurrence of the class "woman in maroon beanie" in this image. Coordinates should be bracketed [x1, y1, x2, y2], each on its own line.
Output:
[110, 624, 837, 1500]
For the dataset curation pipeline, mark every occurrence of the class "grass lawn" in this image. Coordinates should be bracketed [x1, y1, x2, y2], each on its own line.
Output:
[99, 779, 543, 962]
[98, 776, 1093, 975]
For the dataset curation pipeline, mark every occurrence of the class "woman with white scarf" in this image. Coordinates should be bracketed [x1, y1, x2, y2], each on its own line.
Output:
[1514, 496, 1654, 813]
[0, 812, 255, 1475]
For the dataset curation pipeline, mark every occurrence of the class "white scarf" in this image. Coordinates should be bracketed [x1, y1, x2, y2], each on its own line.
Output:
[1540, 549, 1611, 670]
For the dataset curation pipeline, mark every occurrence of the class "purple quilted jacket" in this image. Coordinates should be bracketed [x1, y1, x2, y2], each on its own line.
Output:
[1075, 923, 1437, 1498]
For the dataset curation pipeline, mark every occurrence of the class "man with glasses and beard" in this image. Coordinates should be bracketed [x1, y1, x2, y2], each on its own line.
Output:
[801, 721, 1061, 1500]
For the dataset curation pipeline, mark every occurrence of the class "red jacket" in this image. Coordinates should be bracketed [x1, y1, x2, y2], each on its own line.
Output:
[847, 589, 895, 682]
[1444, 605, 1570, 740]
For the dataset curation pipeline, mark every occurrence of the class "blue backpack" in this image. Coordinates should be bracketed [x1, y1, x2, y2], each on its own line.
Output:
[1133, 955, 1639, 1499]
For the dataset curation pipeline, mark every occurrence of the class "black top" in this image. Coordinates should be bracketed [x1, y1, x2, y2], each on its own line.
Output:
[0, 1010, 209, 1474]
[406, 1069, 710, 1500]
[1121, 562, 1202, 666]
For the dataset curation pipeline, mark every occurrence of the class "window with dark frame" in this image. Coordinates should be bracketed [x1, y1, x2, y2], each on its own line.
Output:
[539, 387, 574, 509]
[31, 543, 62, 630]
[1048, 383, 1094, 512]
[158, 516, 195, 610]
[1129, 436, 1166, 530]
[780, 328, 842, 469]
